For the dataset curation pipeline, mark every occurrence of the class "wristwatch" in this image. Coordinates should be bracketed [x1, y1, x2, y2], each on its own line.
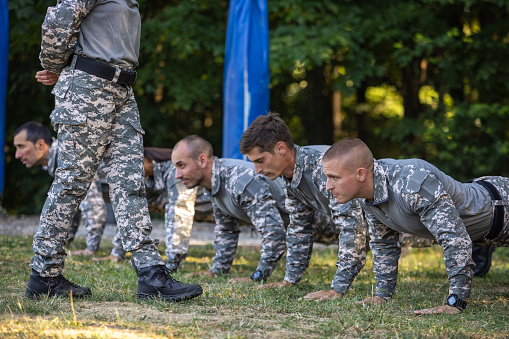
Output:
[250, 269, 270, 282]
[447, 294, 467, 311]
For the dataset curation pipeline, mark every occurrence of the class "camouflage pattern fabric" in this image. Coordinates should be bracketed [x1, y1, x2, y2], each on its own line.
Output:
[471, 176, 509, 248]
[78, 172, 107, 251]
[398, 233, 435, 248]
[207, 158, 287, 277]
[40, 0, 98, 75]
[159, 161, 198, 269]
[282, 145, 368, 293]
[46, 138, 107, 251]
[109, 160, 198, 265]
[361, 159, 509, 300]
[30, 65, 164, 276]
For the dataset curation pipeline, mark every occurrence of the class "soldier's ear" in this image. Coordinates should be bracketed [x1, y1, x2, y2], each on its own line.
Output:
[198, 154, 208, 168]
[357, 168, 367, 182]
[275, 141, 286, 155]
[35, 139, 45, 150]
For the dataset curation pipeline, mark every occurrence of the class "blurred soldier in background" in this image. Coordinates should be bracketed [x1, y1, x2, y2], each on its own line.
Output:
[14, 121, 107, 255]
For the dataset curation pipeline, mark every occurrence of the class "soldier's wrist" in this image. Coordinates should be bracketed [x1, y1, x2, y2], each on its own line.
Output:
[250, 269, 271, 282]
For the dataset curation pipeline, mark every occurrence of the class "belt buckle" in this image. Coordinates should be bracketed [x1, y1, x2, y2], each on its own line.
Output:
[120, 69, 137, 87]
[128, 69, 137, 86]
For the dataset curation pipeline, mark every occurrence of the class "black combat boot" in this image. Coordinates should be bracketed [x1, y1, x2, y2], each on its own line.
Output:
[472, 246, 495, 278]
[132, 262, 203, 302]
[25, 269, 92, 299]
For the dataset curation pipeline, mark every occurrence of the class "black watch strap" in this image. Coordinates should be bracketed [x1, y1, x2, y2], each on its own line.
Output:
[447, 294, 467, 311]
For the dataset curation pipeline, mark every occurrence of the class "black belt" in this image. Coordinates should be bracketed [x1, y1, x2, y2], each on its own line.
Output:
[73, 55, 137, 87]
[475, 179, 504, 240]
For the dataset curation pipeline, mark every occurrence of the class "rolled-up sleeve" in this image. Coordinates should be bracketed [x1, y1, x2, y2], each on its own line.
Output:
[40, 0, 96, 73]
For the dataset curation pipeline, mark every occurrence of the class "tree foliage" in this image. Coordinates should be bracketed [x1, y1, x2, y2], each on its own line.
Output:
[4, 0, 509, 213]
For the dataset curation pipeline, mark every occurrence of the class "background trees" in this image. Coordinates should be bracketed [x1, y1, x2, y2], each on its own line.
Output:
[4, 0, 509, 213]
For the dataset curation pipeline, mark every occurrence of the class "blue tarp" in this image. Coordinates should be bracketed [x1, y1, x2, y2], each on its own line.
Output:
[0, 0, 8, 195]
[222, 0, 269, 159]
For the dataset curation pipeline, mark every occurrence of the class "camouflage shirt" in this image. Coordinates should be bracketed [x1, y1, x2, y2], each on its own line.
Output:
[207, 157, 287, 276]
[145, 161, 171, 213]
[282, 145, 368, 291]
[361, 158, 495, 299]
[40, 0, 140, 74]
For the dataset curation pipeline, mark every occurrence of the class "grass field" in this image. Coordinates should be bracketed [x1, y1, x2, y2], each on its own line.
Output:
[1, 235, 508, 338]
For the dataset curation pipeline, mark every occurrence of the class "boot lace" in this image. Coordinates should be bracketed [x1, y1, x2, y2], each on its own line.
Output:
[50, 275, 82, 289]
[154, 266, 186, 286]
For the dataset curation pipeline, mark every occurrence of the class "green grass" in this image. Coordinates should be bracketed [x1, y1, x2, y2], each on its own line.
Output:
[1, 235, 508, 338]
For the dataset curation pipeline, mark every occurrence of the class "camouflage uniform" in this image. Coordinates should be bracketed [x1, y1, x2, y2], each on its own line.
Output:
[207, 157, 287, 278]
[158, 162, 200, 269]
[282, 146, 368, 293]
[109, 160, 200, 269]
[45, 138, 107, 252]
[31, 0, 164, 277]
[361, 158, 509, 300]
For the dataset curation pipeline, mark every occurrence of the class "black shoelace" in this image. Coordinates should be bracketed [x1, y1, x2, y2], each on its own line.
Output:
[154, 266, 186, 286]
[50, 275, 81, 289]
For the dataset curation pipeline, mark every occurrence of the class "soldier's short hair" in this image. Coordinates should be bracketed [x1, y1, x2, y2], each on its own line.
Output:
[177, 135, 213, 160]
[14, 121, 52, 146]
[323, 137, 373, 172]
[239, 112, 294, 155]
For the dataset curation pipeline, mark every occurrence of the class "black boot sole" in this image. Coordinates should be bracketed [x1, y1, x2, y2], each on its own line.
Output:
[24, 287, 92, 299]
[136, 288, 203, 302]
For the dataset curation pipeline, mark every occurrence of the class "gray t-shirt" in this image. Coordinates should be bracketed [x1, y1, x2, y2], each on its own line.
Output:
[76, 0, 141, 69]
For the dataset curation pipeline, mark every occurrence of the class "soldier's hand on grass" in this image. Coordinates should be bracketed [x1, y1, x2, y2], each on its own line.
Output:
[298, 289, 343, 302]
[35, 70, 59, 86]
[184, 271, 217, 279]
[414, 305, 461, 315]
[256, 281, 294, 289]
[356, 296, 386, 305]
[227, 277, 252, 284]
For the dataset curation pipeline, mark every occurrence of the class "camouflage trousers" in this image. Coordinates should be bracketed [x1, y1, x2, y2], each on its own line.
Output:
[30, 68, 164, 277]
[109, 182, 198, 268]
[164, 183, 198, 269]
[66, 173, 107, 252]
[471, 176, 509, 248]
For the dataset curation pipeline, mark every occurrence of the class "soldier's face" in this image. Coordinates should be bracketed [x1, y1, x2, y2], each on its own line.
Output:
[172, 145, 205, 189]
[13, 131, 46, 168]
[322, 157, 360, 204]
[246, 146, 287, 180]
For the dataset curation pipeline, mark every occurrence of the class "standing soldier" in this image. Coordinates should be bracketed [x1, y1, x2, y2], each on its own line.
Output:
[13, 121, 107, 255]
[26, 0, 202, 302]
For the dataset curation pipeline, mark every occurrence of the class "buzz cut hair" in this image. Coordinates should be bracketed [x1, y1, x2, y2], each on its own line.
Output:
[323, 137, 374, 172]
[239, 112, 294, 155]
[14, 121, 52, 146]
[176, 135, 214, 160]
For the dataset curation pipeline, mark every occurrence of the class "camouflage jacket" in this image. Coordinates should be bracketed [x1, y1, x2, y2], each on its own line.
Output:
[145, 161, 171, 213]
[282, 145, 368, 290]
[207, 157, 287, 276]
[40, 0, 140, 74]
[360, 158, 495, 299]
